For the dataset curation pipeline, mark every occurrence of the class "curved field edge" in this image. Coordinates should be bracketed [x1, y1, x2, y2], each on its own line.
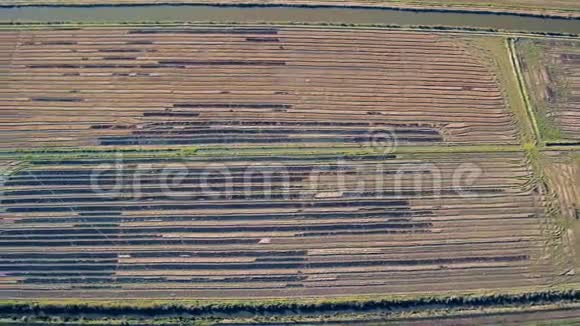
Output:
[458, 36, 538, 145]
[2, 288, 580, 324]
[0, 0, 579, 20]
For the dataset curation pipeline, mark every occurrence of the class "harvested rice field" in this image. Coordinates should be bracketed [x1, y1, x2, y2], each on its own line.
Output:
[1, 23, 580, 324]
[0, 152, 566, 298]
[0, 27, 521, 150]
[516, 38, 580, 144]
[543, 151, 580, 278]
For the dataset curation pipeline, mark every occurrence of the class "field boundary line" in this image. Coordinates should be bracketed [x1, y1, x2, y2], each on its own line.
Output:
[1, 21, 579, 40]
[0, 145, 527, 160]
[507, 37, 542, 146]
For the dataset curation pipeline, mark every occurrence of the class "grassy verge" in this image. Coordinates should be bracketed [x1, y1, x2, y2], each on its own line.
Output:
[0, 20, 579, 40]
[506, 37, 542, 145]
[0, 147, 198, 162]
[0, 144, 526, 161]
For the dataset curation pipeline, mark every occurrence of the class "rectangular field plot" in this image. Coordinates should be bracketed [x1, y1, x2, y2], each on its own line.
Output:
[543, 152, 580, 284]
[0, 152, 562, 299]
[0, 26, 520, 150]
[516, 39, 580, 144]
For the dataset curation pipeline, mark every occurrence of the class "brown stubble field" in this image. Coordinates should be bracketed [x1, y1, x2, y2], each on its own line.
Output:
[0, 27, 518, 150]
[516, 38, 580, 144]
[514, 36, 580, 293]
[542, 151, 580, 282]
[0, 25, 576, 304]
[0, 151, 561, 299]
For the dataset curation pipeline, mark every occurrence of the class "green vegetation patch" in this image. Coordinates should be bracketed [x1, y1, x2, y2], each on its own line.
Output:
[3, 289, 580, 324]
